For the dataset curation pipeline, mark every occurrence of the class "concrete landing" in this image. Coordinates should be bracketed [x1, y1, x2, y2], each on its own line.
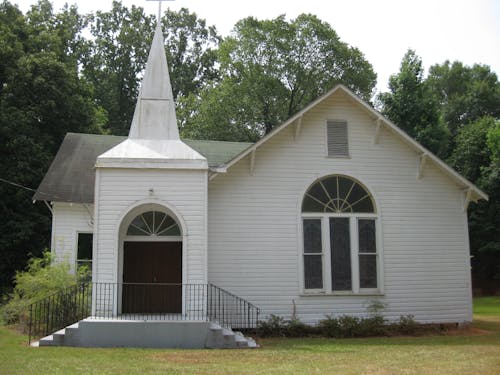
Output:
[38, 319, 258, 349]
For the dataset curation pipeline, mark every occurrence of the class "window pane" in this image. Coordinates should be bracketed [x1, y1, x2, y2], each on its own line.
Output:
[303, 176, 374, 214]
[307, 183, 330, 206]
[330, 218, 351, 291]
[77, 233, 93, 260]
[350, 196, 374, 213]
[142, 211, 154, 232]
[127, 215, 149, 235]
[303, 219, 322, 253]
[359, 254, 377, 288]
[302, 196, 325, 212]
[358, 219, 376, 253]
[304, 255, 323, 289]
[157, 215, 180, 236]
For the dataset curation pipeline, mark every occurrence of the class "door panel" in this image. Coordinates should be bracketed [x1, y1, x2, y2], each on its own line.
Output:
[122, 242, 182, 313]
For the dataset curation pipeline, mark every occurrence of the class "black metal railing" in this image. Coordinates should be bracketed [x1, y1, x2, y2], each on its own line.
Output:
[207, 283, 260, 329]
[92, 282, 259, 329]
[28, 283, 91, 345]
[27, 282, 259, 344]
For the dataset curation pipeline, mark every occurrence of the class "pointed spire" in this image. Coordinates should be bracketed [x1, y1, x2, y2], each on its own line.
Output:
[129, 22, 179, 140]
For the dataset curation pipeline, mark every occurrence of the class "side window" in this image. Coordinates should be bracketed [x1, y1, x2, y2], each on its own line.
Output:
[302, 175, 379, 293]
[327, 120, 348, 157]
[303, 219, 323, 289]
[77, 233, 93, 272]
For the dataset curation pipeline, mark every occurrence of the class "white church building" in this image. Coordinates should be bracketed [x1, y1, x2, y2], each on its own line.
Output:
[34, 20, 487, 348]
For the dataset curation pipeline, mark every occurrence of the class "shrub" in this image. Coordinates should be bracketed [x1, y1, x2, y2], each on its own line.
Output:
[286, 318, 311, 337]
[259, 313, 424, 339]
[393, 314, 419, 335]
[257, 314, 288, 337]
[257, 316, 314, 337]
[1, 251, 89, 328]
[318, 315, 341, 337]
[358, 315, 389, 337]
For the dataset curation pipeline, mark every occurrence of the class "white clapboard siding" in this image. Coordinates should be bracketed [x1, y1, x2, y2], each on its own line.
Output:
[94, 168, 208, 284]
[208, 89, 471, 324]
[51, 202, 94, 271]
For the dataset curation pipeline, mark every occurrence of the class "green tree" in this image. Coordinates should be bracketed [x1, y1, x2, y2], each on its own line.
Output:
[0, 0, 102, 290]
[427, 61, 500, 138]
[378, 50, 450, 157]
[83, 1, 154, 135]
[83, 2, 221, 135]
[161, 7, 220, 100]
[181, 14, 376, 140]
[462, 118, 500, 288]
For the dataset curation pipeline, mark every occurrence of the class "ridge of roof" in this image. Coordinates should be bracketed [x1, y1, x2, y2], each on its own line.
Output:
[217, 84, 488, 202]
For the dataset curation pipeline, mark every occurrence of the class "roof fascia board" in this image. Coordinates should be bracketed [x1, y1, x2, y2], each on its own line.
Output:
[339, 87, 488, 201]
[219, 84, 488, 201]
[221, 85, 342, 171]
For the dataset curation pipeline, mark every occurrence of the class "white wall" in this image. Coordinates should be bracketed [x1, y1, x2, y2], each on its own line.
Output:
[51, 202, 94, 271]
[207, 90, 472, 324]
[93, 168, 208, 285]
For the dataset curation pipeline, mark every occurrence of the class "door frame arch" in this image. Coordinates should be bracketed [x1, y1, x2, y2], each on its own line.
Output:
[115, 200, 187, 315]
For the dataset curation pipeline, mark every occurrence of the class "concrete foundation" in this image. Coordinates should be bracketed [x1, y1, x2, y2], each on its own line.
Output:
[65, 319, 210, 348]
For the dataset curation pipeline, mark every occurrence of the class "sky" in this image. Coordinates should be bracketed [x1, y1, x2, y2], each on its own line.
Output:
[13, 0, 500, 94]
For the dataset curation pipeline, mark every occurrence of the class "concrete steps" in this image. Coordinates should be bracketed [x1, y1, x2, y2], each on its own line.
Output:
[205, 322, 259, 349]
[38, 323, 80, 347]
[37, 320, 258, 349]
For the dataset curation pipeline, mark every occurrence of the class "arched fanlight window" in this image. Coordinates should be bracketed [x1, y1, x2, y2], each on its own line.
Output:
[126, 211, 180, 236]
[302, 175, 375, 213]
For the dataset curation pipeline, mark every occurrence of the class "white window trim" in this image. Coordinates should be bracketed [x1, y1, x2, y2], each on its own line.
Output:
[301, 216, 383, 295]
[75, 231, 93, 269]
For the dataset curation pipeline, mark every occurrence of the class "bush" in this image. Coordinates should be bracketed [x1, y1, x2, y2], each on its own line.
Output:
[392, 314, 419, 335]
[358, 315, 389, 337]
[286, 318, 312, 337]
[257, 315, 314, 337]
[257, 314, 288, 337]
[318, 315, 341, 337]
[1, 251, 89, 327]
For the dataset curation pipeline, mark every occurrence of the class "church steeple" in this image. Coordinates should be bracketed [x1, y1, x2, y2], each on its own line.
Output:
[96, 6, 206, 170]
[128, 22, 179, 140]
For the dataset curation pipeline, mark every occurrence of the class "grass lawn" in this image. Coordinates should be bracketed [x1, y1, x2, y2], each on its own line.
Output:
[0, 297, 499, 375]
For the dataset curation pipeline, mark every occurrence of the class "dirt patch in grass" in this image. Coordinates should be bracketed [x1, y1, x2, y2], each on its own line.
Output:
[441, 326, 491, 336]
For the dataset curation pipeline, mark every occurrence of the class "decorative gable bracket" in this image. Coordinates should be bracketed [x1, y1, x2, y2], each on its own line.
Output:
[463, 188, 473, 212]
[373, 117, 383, 145]
[294, 115, 303, 142]
[249, 149, 256, 175]
[417, 153, 428, 179]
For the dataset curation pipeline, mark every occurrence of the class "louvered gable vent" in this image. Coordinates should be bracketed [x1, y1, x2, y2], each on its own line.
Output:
[327, 120, 348, 157]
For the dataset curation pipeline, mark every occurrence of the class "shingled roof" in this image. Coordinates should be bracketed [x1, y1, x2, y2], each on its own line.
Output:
[33, 133, 252, 204]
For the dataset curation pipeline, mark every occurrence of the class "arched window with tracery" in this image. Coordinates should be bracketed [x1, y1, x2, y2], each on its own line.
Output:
[301, 175, 380, 293]
[126, 211, 181, 237]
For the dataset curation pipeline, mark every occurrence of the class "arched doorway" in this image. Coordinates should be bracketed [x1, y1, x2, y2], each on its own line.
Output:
[121, 210, 183, 314]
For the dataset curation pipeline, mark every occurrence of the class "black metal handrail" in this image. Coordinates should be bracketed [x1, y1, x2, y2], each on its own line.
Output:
[92, 282, 260, 329]
[28, 283, 91, 345]
[207, 283, 260, 329]
[27, 282, 259, 344]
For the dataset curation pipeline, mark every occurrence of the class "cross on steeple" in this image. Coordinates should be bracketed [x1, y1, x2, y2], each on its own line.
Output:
[146, 0, 175, 24]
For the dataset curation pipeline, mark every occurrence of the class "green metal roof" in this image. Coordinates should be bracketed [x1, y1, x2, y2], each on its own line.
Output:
[33, 133, 252, 203]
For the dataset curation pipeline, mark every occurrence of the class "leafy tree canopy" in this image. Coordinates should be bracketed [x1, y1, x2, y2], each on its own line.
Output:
[0, 0, 103, 289]
[378, 49, 450, 157]
[427, 61, 500, 137]
[181, 13, 377, 141]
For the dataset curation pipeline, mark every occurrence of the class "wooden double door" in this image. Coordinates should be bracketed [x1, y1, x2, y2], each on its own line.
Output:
[122, 241, 182, 314]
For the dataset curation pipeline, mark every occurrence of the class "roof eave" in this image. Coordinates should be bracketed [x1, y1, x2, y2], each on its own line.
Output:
[217, 84, 488, 201]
